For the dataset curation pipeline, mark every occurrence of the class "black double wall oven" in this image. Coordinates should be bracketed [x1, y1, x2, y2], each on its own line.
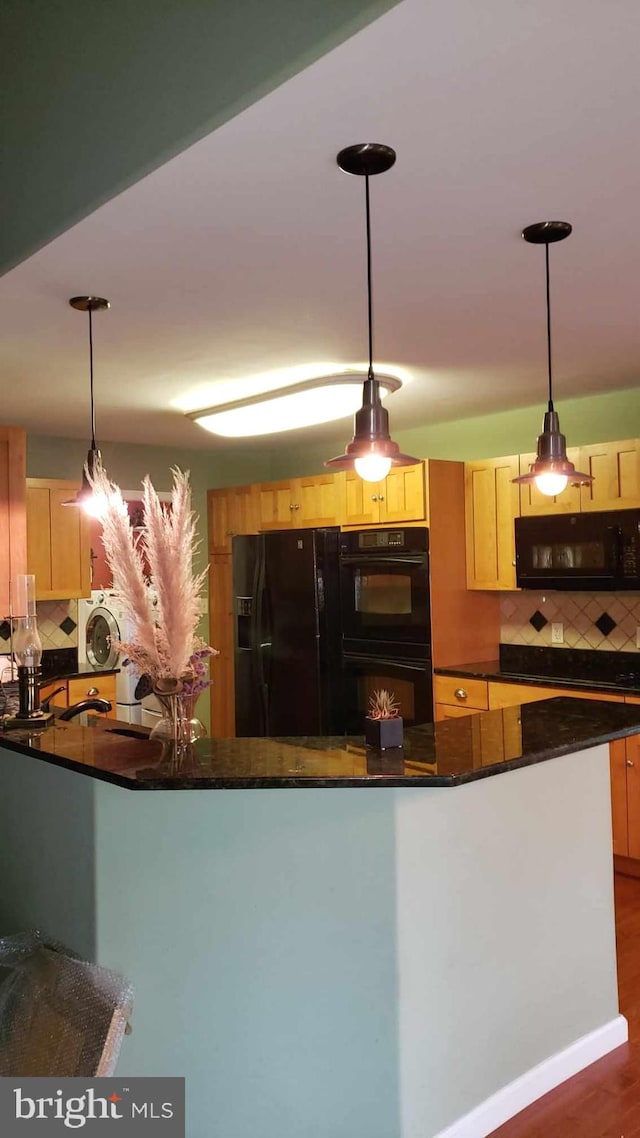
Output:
[339, 527, 432, 732]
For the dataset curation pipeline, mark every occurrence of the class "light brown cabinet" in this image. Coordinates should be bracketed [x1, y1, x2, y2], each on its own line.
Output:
[0, 427, 27, 617]
[464, 456, 519, 590]
[433, 674, 489, 720]
[26, 479, 91, 600]
[258, 474, 344, 531]
[578, 439, 640, 511]
[208, 484, 259, 555]
[342, 464, 426, 528]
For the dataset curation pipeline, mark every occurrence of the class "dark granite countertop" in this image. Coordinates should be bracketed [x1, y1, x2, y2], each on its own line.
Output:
[433, 660, 637, 696]
[435, 645, 640, 696]
[1, 697, 639, 790]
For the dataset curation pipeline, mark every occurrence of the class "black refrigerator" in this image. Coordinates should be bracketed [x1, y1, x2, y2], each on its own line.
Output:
[232, 527, 343, 737]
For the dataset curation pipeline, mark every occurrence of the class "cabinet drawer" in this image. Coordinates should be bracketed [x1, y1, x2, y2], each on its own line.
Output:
[433, 675, 488, 710]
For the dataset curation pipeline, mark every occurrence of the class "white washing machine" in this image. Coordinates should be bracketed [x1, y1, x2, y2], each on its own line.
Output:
[77, 590, 148, 723]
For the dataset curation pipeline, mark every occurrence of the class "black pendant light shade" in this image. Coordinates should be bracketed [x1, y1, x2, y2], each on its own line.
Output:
[325, 144, 418, 483]
[63, 296, 111, 514]
[513, 222, 592, 497]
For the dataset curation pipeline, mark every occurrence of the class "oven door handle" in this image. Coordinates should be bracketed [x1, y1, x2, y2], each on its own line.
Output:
[340, 554, 426, 566]
[343, 653, 428, 672]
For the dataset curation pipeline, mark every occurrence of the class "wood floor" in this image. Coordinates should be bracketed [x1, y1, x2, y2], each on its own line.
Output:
[489, 873, 640, 1138]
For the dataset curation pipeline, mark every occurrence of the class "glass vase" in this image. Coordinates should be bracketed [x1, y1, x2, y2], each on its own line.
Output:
[149, 692, 205, 748]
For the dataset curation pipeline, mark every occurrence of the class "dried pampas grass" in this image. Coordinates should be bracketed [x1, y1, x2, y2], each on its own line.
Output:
[87, 463, 210, 687]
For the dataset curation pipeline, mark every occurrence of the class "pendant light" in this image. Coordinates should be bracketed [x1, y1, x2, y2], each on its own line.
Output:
[63, 295, 111, 517]
[513, 222, 592, 497]
[325, 143, 418, 483]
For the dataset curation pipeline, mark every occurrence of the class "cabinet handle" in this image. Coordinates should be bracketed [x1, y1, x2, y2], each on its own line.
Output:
[371, 495, 378, 502]
[293, 503, 300, 510]
[627, 759, 635, 767]
[454, 688, 468, 701]
[511, 560, 516, 566]
[87, 686, 99, 697]
[378, 494, 384, 502]
[289, 504, 295, 511]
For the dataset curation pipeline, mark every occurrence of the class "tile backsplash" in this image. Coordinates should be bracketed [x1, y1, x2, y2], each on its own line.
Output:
[500, 592, 640, 653]
[0, 600, 78, 651]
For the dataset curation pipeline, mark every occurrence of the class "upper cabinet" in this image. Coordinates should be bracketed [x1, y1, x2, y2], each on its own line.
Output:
[208, 484, 259, 554]
[259, 473, 345, 531]
[0, 427, 27, 616]
[342, 464, 426, 528]
[577, 439, 640, 511]
[464, 456, 519, 590]
[26, 479, 91, 600]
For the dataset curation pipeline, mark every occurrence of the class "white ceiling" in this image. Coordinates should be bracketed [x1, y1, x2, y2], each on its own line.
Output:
[2, 0, 640, 456]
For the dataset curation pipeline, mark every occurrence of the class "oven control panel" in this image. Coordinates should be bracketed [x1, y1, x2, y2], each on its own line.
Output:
[358, 530, 404, 548]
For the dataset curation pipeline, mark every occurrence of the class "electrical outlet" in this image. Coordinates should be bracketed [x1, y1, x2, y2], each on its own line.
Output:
[551, 622, 564, 644]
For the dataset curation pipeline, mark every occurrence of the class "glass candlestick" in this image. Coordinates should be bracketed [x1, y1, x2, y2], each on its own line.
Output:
[13, 575, 43, 718]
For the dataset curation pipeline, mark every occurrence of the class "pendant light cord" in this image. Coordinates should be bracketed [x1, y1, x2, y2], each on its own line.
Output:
[364, 173, 380, 403]
[545, 242, 554, 412]
[88, 306, 97, 449]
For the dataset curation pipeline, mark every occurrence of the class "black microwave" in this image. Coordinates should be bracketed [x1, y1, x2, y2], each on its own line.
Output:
[515, 509, 640, 590]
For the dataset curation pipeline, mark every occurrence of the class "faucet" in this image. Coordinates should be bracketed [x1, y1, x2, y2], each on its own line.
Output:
[40, 685, 66, 713]
[58, 698, 112, 721]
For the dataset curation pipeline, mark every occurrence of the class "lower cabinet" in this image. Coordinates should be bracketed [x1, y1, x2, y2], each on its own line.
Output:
[610, 714, 640, 862]
[433, 675, 489, 720]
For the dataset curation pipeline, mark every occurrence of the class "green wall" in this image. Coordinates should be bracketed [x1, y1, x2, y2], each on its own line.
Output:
[1, 0, 400, 274]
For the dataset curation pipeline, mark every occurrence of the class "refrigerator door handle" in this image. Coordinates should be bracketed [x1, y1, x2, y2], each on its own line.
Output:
[254, 548, 270, 734]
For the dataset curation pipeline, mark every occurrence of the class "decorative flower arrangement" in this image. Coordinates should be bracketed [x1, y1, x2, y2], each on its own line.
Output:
[88, 464, 217, 711]
[367, 689, 401, 720]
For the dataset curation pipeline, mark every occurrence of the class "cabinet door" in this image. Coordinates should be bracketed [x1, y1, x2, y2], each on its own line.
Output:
[27, 480, 91, 600]
[610, 738, 629, 857]
[518, 449, 582, 515]
[50, 488, 91, 598]
[208, 553, 235, 738]
[434, 702, 484, 721]
[464, 457, 519, 590]
[208, 485, 259, 555]
[258, 481, 296, 530]
[379, 464, 426, 523]
[578, 439, 640, 511]
[296, 474, 343, 527]
[26, 485, 53, 593]
[0, 427, 27, 616]
[626, 733, 640, 860]
[342, 473, 381, 526]
[208, 488, 235, 554]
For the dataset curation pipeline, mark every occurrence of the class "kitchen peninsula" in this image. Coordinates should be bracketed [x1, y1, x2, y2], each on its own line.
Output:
[0, 698, 637, 1138]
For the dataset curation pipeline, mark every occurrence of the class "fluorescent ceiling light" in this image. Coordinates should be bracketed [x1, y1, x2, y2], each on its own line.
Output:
[188, 373, 401, 438]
